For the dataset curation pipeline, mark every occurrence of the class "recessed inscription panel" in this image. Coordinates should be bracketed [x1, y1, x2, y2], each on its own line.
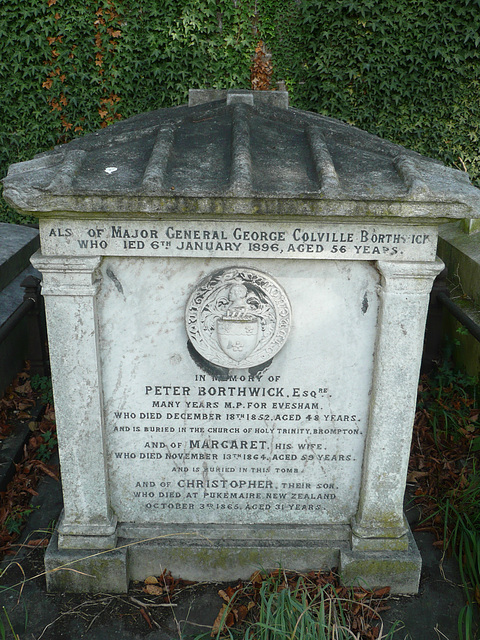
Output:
[98, 257, 379, 525]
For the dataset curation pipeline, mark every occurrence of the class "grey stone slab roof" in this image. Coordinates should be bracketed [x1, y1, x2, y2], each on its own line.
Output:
[3, 90, 480, 220]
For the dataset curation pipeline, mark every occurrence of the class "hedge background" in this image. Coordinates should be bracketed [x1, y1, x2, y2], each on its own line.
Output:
[1, 0, 480, 224]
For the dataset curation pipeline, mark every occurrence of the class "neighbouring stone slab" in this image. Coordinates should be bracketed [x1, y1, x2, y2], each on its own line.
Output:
[438, 221, 480, 306]
[0, 223, 39, 291]
[0, 223, 40, 396]
[437, 221, 480, 375]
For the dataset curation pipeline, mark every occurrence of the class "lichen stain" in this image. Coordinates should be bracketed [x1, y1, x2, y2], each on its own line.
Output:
[106, 267, 124, 294]
[361, 292, 369, 315]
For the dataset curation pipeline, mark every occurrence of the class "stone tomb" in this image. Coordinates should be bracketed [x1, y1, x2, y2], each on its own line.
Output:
[4, 90, 480, 593]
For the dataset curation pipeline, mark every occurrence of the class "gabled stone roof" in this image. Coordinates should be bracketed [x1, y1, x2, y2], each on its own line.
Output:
[3, 89, 480, 219]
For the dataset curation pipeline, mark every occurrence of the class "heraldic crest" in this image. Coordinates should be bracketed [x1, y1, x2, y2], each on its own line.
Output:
[185, 267, 291, 369]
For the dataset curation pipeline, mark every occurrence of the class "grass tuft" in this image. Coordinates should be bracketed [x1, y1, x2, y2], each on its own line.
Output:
[194, 569, 406, 640]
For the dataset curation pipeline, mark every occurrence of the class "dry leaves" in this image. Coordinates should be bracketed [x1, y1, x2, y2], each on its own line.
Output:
[209, 569, 390, 639]
[143, 584, 163, 596]
[0, 369, 58, 558]
[250, 41, 273, 91]
[409, 374, 480, 544]
[26, 538, 50, 548]
[139, 570, 195, 605]
[0, 372, 36, 440]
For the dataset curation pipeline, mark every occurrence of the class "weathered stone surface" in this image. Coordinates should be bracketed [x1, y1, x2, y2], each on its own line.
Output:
[37, 219, 438, 261]
[45, 532, 128, 593]
[3, 91, 480, 219]
[5, 90, 478, 593]
[340, 528, 422, 594]
[30, 253, 117, 550]
[0, 223, 40, 396]
[126, 537, 346, 584]
[96, 257, 378, 527]
[188, 88, 289, 109]
[351, 259, 444, 546]
[0, 223, 39, 291]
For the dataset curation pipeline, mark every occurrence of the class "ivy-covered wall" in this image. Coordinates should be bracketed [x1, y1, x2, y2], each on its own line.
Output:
[0, 0, 256, 223]
[265, 0, 480, 184]
[2, 0, 479, 224]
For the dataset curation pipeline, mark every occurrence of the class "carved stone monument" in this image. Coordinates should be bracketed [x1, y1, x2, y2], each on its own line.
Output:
[186, 267, 291, 369]
[4, 89, 480, 594]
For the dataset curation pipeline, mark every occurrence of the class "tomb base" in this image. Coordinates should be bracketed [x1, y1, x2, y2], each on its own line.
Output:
[45, 531, 128, 594]
[340, 528, 421, 594]
[45, 519, 421, 595]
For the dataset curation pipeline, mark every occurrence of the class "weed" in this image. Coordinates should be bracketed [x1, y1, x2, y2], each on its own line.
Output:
[30, 375, 53, 406]
[0, 607, 20, 640]
[4, 508, 35, 536]
[416, 360, 477, 446]
[194, 570, 406, 640]
[454, 325, 470, 347]
[35, 430, 57, 462]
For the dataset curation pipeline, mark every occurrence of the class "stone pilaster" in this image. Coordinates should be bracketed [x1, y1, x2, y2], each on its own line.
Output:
[31, 251, 116, 549]
[351, 258, 444, 550]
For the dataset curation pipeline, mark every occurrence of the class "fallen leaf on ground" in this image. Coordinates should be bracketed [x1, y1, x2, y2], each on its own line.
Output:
[27, 538, 49, 547]
[211, 603, 235, 636]
[144, 584, 163, 596]
[139, 607, 152, 628]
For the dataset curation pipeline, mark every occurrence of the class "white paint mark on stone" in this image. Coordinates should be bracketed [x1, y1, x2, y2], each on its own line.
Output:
[105, 167, 118, 174]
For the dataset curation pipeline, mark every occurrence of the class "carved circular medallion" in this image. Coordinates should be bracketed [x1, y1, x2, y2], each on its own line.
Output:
[186, 267, 291, 369]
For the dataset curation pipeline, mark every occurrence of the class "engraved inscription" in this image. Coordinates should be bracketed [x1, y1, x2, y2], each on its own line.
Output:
[99, 257, 379, 525]
[40, 220, 438, 262]
[107, 378, 363, 522]
[186, 267, 291, 369]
